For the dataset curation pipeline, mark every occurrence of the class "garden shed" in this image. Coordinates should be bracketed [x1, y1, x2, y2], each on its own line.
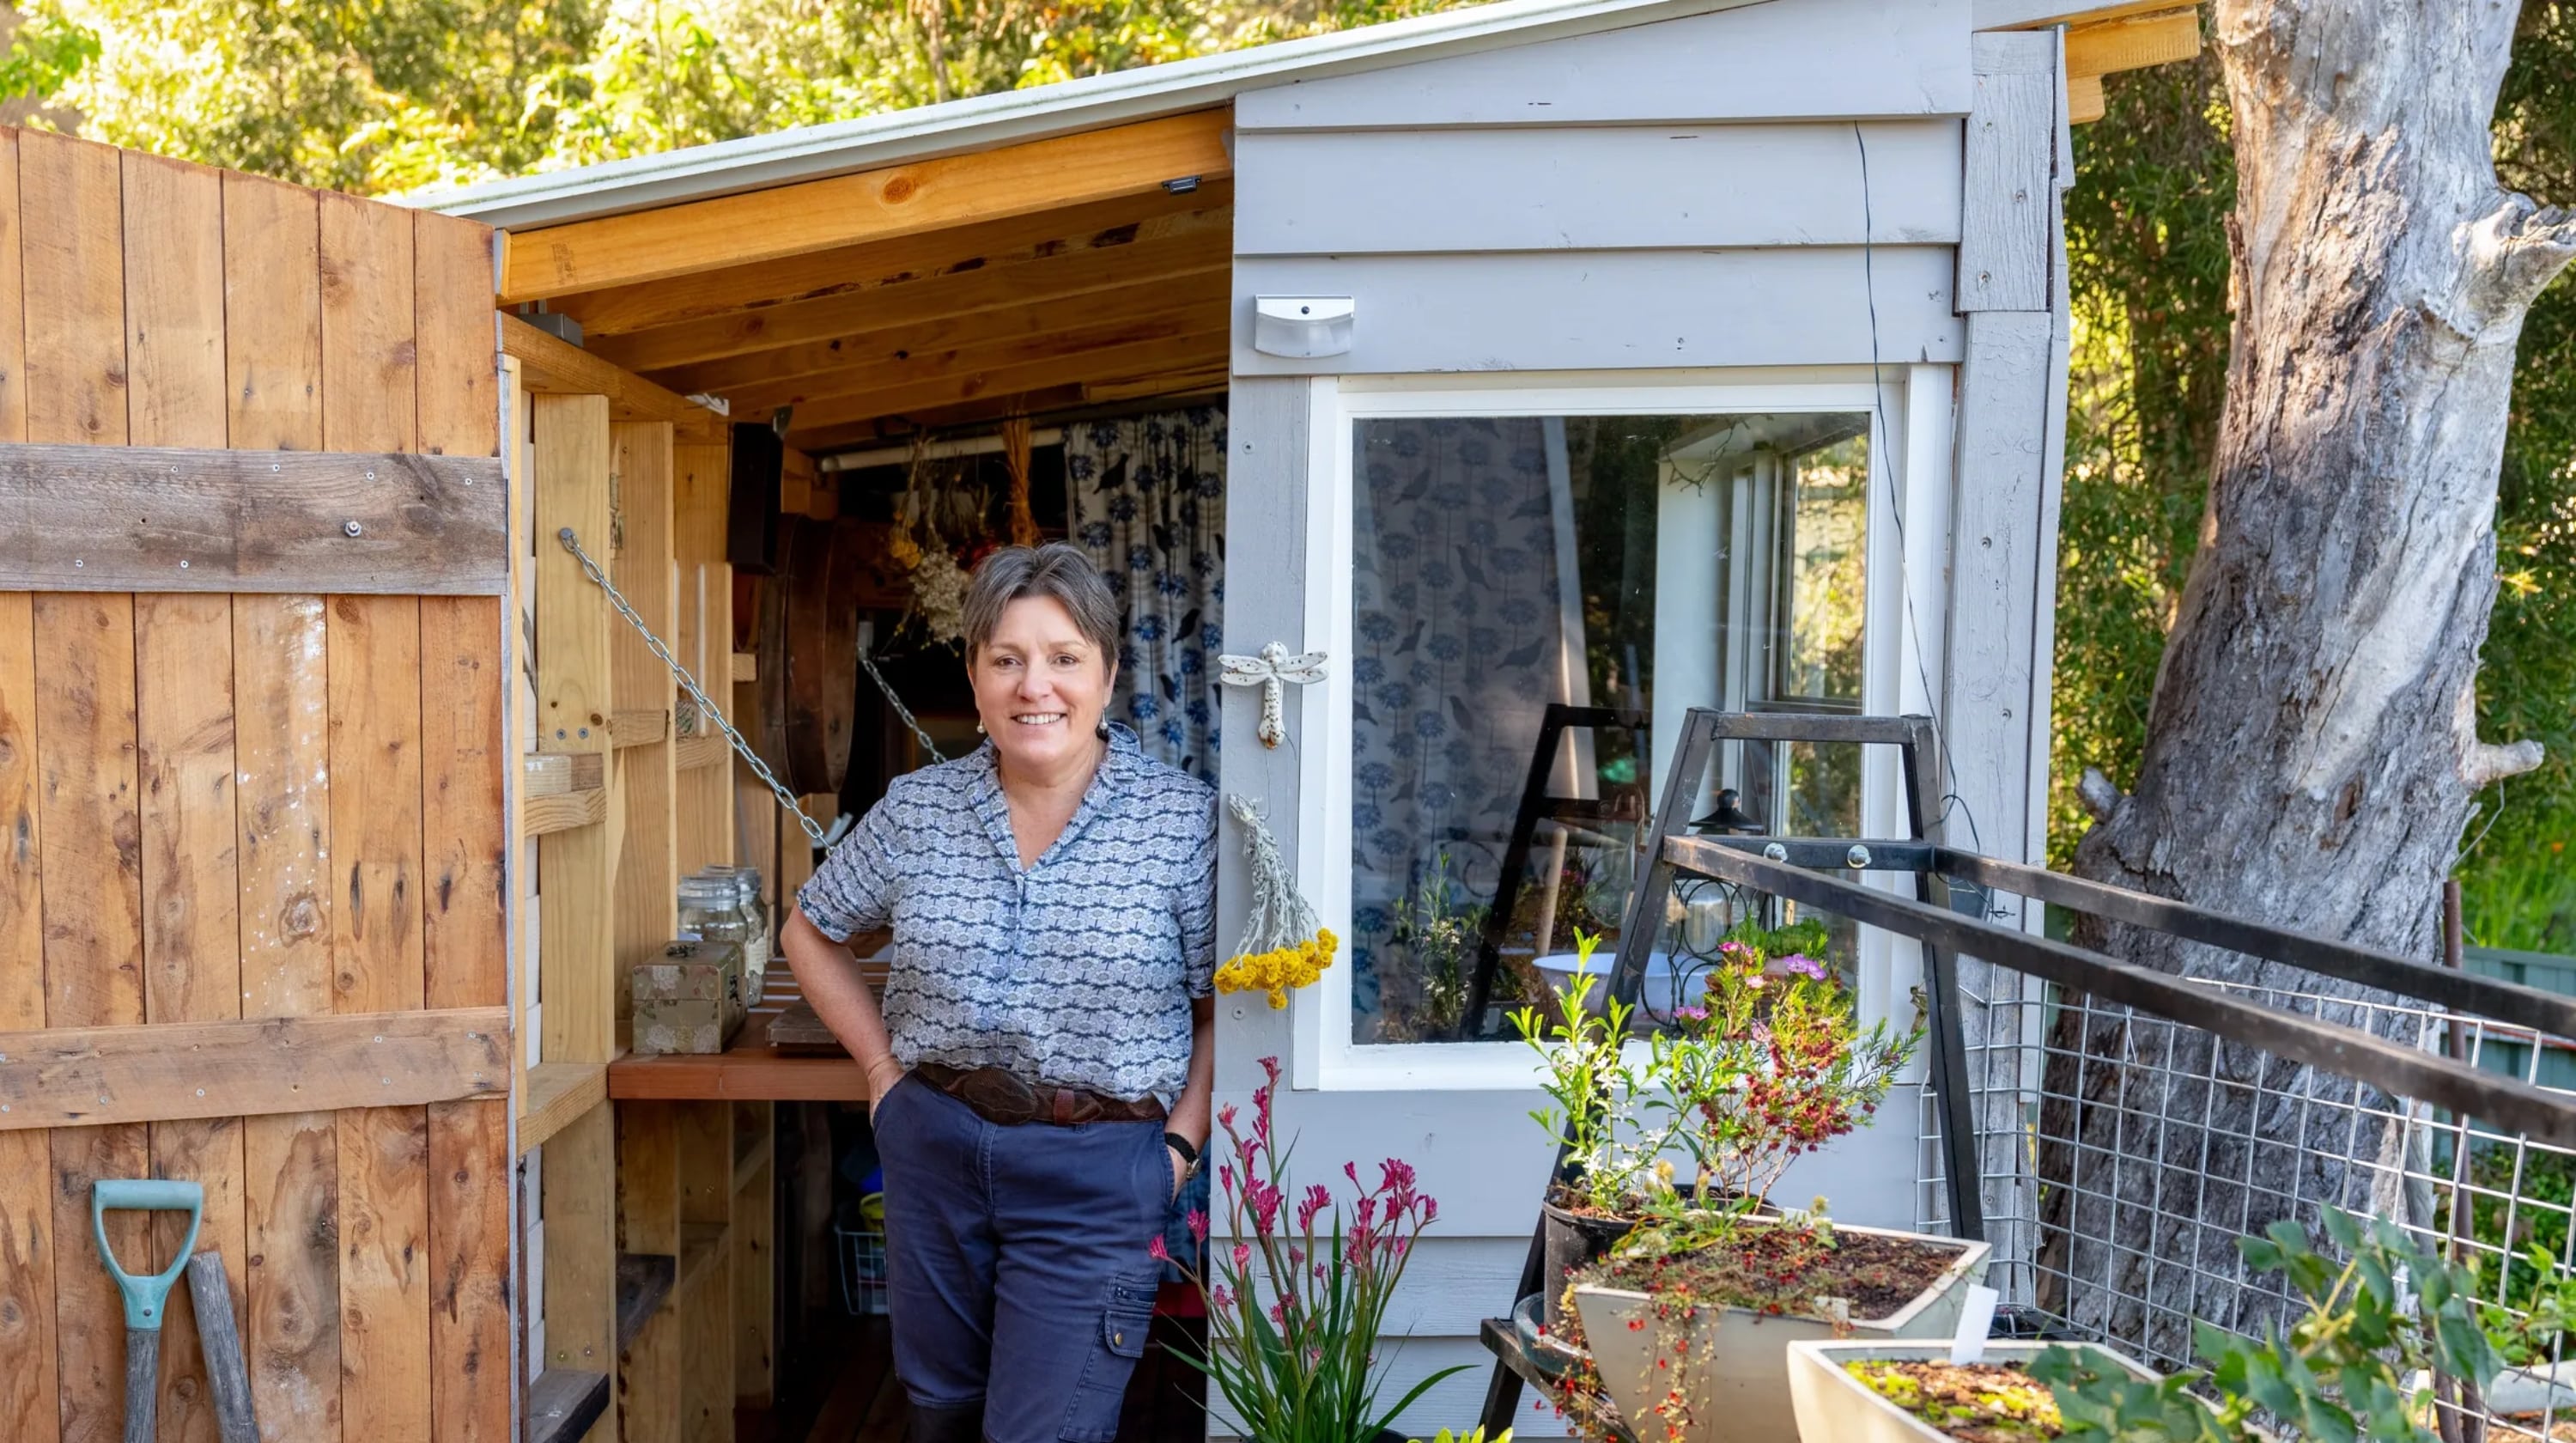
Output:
[0, 0, 2206, 1440]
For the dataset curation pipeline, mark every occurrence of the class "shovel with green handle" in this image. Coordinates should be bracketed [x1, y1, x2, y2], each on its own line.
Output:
[92, 1179, 203, 1443]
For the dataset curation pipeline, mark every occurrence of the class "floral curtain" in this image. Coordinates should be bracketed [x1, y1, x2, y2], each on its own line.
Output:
[1065, 405, 1227, 784]
[1349, 417, 1583, 1040]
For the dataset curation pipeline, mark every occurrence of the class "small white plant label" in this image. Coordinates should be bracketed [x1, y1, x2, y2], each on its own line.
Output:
[1948, 1284, 2001, 1364]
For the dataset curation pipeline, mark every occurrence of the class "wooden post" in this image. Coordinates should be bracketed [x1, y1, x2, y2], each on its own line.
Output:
[611, 422, 680, 1053]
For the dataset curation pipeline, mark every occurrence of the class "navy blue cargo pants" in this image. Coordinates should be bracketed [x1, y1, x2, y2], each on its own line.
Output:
[873, 1071, 1172, 1443]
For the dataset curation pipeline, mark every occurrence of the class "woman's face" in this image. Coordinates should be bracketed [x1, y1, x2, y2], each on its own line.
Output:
[971, 595, 1116, 775]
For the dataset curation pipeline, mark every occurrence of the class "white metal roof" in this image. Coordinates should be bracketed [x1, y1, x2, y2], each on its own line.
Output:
[416, 0, 2122, 230]
[415, 0, 1776, 228]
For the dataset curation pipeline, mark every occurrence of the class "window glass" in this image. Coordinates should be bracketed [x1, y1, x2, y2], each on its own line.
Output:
[1348, 413, 1871, 1046]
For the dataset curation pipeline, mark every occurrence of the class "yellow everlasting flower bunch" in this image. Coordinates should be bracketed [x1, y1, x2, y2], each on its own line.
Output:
[1216, 929, 1339, 1008]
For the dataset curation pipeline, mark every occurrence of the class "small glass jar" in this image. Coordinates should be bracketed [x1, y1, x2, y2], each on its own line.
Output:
[724, 868, 771, 1003]
[677, 876, 751, 953]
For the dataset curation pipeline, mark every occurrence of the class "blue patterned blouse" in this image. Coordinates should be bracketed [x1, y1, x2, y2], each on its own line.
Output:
[795, 722, 1218, 1100]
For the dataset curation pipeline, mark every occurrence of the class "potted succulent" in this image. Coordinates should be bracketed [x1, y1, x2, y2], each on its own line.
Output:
[1161, 1056, 1463, 1443]
[1554, 923, 1968, 1443]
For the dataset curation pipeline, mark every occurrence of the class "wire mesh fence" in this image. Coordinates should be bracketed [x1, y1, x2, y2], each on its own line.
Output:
[1917, 929, 2576, 1440]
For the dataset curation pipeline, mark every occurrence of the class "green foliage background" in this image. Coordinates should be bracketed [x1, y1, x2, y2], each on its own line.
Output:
[2051, 5, 2576, 952]
[3, 0, 1465, 197]
[3, 1, 2567, 947]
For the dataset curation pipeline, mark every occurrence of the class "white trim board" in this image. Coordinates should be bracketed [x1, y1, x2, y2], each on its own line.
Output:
[1291, 368, 1953, 1093]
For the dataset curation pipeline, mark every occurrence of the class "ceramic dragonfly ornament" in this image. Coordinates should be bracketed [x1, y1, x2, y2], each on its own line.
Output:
[1218, 641, 1328, 749]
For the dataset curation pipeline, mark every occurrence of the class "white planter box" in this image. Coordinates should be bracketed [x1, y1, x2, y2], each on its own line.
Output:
[1571, 1222, 1990, 1443]
[1787, 1340, 2161, 1443]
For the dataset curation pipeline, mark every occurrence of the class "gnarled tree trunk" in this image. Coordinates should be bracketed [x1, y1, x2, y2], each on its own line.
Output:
[2034, 0, 2572, 1355]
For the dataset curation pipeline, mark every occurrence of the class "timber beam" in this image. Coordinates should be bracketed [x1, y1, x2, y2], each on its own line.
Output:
[0, 1007, 510, 1128]
[0, 443, 505, 593]
[499, 110, 1233, 302]
[504, 314, 728, 440]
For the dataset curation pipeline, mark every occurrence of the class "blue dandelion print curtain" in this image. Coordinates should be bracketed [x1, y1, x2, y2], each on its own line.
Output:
[1066, 406, 1226, 783]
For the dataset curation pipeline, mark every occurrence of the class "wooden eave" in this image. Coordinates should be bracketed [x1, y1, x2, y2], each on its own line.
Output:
[496, 112, 1236, 451]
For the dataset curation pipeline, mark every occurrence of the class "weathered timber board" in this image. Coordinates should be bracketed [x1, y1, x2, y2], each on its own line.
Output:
[0, 1007, 511, 1129]
[0, 444, 506, 593]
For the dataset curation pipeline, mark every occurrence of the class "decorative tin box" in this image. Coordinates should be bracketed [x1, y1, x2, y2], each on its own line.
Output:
[631, 940, 746, 1056]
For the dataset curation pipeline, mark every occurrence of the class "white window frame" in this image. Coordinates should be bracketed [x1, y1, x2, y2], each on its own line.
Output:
[1289, 366, 1955, 1092]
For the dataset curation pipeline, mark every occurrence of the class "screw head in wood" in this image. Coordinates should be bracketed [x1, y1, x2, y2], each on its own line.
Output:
[345, 521, 364, 537]
[1763, 843, 1789, 862]
[1846, 844, 1873, 869]
[179, 559, 189, 569]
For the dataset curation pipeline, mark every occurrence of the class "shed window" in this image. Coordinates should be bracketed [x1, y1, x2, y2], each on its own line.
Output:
[1346, 411, 1872, 1047]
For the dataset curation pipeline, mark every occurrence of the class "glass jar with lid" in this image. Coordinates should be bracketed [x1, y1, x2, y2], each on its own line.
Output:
[720, 868, 771, 1003]
[677, 876, 751, 951]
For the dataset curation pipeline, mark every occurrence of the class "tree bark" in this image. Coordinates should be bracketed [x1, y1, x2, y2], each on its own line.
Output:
[2034, 0, 2573, 1356]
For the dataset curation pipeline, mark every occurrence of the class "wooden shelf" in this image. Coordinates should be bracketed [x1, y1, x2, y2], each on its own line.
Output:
[617, 1251, 677, 1353]
[519, 1060, 608, 1153]
[526, 1368, 611, 1443]
[608, 1012, 871, 1102]
[730, 651, 756, 683]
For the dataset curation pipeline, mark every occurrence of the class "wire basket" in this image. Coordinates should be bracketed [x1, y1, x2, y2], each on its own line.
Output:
[835, 1194, 890, 1318]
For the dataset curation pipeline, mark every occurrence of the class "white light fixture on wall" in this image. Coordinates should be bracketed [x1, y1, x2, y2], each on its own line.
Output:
[1253, 296, 1355, 359]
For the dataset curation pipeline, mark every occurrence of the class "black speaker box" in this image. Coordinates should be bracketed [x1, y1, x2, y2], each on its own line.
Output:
[728, 422, 786, 575]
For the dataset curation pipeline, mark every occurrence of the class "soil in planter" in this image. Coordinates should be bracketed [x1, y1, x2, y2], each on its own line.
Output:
[1577, 1224, 1971, 1328]
[1842, 1360, 2063, 1443]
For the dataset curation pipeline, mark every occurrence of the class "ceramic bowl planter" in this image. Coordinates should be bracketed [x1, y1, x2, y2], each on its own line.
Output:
[1571, 1221, 1991, 1443]
[1786, 1340, 2160, 1443]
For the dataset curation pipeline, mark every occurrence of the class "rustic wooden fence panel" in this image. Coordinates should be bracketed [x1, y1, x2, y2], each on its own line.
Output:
[0, 128, 510, 1443]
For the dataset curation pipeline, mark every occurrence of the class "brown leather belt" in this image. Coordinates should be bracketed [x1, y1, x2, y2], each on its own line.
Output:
[911, 1062, 1166, 1127]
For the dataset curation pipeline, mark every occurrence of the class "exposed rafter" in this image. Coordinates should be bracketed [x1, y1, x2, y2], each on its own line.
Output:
[499, 110, 1232, 303]
[595, 203, 1232, 375]
[665, 272, 1234, 412]
[782, 327, 1230, 446]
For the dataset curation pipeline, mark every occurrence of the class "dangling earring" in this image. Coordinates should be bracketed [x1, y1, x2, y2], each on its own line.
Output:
[975, 721, 986, 734]
[1096, 718, 1111, 740]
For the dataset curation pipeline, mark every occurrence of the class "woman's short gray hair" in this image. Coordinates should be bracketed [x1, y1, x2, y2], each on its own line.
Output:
[961, 543, 1124, 669]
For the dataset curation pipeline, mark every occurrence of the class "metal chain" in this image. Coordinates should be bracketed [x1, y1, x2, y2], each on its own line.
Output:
[557, 527, 829, 846]
[858, 647, 947, 766]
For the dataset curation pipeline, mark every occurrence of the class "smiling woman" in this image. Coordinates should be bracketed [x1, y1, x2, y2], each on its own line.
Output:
[780, 542, 1221, 1443]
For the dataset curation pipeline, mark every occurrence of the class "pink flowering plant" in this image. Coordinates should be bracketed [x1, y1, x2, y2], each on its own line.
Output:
[1669, 919, 1919, 1212]
[1161, 1056, 1465, 1443]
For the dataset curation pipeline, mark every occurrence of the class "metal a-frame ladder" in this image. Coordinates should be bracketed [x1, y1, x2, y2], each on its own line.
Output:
[1473, 708, 1984, 1433]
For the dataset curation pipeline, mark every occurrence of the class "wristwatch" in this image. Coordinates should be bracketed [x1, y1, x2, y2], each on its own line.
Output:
[1163, 1131, 1201, 1180]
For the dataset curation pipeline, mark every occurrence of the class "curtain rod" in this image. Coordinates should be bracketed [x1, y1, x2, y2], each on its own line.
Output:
[812, 387, 1229, 472]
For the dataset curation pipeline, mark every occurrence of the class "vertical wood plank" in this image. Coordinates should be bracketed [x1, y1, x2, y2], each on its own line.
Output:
[0, 130, 29, 443]
[731, 1128, 772, 1410]
[0, 587, 58, 1438]
[222, 173, 321, 454]
[611, 423, 677, 1050]
[20, 129, 125, 446]
[325, 606, 432, 1443]
[234, 594, 341, 1443]
[671, 443, 733, 880]
[1958, 33, 2056, 314]
[319, 190, 415, 455]
[674, 1103, 729, 1443]
[35, 593, 146, 1443]
[411, 210, 496, 461]
[425, 1099, 510, 1443]
[534, 395, 615, 1070]
[227, 167, 338, 1443]
[618, 1102, 679, 1443]
[545, 1104, 617, 1439]
[123, 152, 228, 451]
[135, 594, 246, 1443]
[125, 147, 245, 1443]
[416, 205, 510, 1443]
[321, 182, 430, 1443]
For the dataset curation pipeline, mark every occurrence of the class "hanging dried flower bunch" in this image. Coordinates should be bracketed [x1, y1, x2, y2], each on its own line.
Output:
[887, 440, 990, 647]
[1213, 794, 1337, 1008]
